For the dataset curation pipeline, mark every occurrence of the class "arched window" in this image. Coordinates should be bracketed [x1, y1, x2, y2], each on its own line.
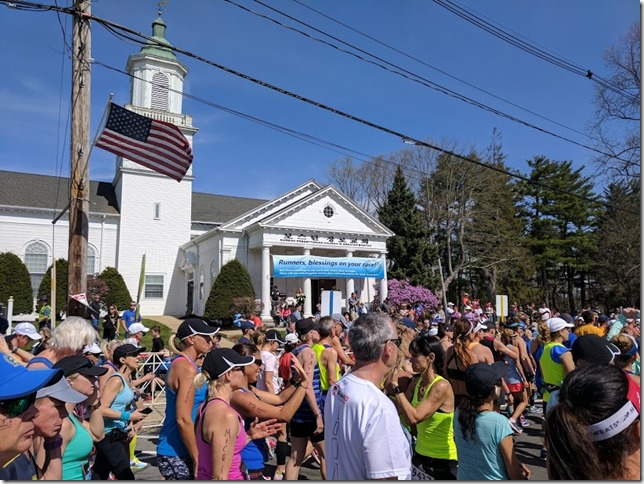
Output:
[87, 246, 97, 275]
[24, 241, 49, 297]
[151, 72, 169, 111]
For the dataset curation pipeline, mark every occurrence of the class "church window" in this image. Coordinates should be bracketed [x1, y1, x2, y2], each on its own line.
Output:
[151, 72, 170, 111]
[24, 241, 49, 297]
[154, 203, 161, 220]
[145, 274, 164, 298]
[323, 205, 334, 218]
[87, 245, 97, 275]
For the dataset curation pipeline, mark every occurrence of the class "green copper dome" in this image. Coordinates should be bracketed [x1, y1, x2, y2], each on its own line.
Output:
[139, 16, 177, 61]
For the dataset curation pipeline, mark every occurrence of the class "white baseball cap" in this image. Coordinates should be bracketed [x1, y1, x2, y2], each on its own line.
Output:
[547, 317, 574, 333]
[285, 333, 299, 344]
[128, 323, 149, 334]
[14, 322, 41, 340]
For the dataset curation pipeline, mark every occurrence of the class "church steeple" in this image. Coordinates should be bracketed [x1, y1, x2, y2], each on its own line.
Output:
[139, 16, 177, 62]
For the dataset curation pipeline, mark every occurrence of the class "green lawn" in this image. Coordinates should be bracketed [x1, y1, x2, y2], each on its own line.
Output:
[138, 318, 174, 351]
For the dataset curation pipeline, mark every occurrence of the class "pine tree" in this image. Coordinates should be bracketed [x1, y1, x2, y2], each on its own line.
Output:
[204, 259, 256, 323]
[98, 267, 132, 311]
[0, 252, 34, 315]
[377, 166, 438, 289]
[38, 258, 68, 313]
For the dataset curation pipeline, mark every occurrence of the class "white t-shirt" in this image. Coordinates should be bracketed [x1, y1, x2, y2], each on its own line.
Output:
[256, 350, 280, 393]
[324, 373, 411, 480]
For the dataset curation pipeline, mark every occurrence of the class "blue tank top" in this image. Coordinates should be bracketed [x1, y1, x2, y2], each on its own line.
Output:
[238, 388, 267, 472]
[26, 356, 54, 368]
[104, 373, 135, 432]
[291, 344, 321, 423]
[157, 355, 208, 458]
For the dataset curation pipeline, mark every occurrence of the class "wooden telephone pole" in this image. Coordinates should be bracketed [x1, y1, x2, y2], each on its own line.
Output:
[67, 0, 91, 316]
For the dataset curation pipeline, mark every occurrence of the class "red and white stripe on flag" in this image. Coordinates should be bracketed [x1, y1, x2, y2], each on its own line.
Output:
[69, 293, 91, 308]
[95, 103, 193, 182]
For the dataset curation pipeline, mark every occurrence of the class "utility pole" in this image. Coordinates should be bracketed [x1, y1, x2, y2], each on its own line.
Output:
[68, 0, 91, 317]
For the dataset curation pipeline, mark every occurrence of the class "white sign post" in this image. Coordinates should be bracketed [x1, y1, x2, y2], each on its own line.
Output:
[321, 290, 342, 317]
[496, 295, 508, 323]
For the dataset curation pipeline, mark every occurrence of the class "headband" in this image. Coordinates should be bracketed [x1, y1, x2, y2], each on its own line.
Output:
[625, 334, 639, 357]
[587, 372, 640, 442]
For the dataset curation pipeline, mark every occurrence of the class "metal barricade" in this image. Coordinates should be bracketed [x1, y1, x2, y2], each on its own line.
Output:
[135, 351, 173, 429]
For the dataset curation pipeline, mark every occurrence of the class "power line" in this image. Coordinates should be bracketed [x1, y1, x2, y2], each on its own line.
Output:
[87, 15, 627, 214]
[222, 0, 629, 163]
[1, 0, 637, 216]
[432, 0, 638, 103]
[290, 0, 594, 143]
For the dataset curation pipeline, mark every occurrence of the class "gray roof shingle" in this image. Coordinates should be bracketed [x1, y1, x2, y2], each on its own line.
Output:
[0, 170, 268, 224]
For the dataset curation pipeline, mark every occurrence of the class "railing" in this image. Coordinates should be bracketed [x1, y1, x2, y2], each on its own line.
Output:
[125, 104, 193, 128]
[135, 351, 173, 430]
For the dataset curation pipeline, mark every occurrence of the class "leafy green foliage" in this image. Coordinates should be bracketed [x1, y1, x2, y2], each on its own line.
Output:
[204, 259, 256, 322]
[378, 166, 438, 289]
[38, 258, 68, 313]
[0, 252, 34, 315]
[98, 267, 132, 311]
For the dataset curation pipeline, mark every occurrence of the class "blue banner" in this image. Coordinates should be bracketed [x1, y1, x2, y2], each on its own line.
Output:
[272, 255, 385, 279]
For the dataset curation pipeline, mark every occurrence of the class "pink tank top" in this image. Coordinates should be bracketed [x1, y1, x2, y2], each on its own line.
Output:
[196, 398, 246, 480]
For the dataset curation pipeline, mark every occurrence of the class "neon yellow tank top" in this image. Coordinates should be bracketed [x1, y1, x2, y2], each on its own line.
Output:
[540, 341, 566, 403]
[312, 343, 340, 391]
[412, 375, 458, 460]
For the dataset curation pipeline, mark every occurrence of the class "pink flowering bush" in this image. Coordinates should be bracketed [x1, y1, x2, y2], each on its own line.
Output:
[372, 279, 439, 310]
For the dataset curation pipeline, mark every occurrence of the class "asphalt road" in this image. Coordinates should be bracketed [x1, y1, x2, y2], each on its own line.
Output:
[133, 407, 548, 480]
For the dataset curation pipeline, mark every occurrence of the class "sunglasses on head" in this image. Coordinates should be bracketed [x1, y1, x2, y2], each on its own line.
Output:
[0, 392, 37, 418]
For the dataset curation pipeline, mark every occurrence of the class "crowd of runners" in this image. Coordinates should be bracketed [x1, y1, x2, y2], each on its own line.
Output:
[0, 296, 640, 480]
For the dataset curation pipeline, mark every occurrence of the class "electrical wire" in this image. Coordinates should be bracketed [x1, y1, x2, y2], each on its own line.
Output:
[433, 0, 638, 103]
[223, 0, 629, 163]
[290, 0, 594, 143]
[1, 0, 636, 215]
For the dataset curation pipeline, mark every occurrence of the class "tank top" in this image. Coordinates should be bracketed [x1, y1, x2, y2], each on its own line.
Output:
[312, 343, 340, 392]
[103, 373, 135, 432]
[412, 375, 458, 460]
[480, 336, 502, 362]
[503, 344, 522, 385]
[157, 355, 208, 458]
[291, 345, 321, 423]
[540, 341, 566, 403]
[26, 356, 54, 368]
[238, 388, 266, 472]
[196, 398, 245, 480]
[62, 414, 93, 480]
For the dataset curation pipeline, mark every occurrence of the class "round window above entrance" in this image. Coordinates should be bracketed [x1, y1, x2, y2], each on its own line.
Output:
[323, 205, 334, 218]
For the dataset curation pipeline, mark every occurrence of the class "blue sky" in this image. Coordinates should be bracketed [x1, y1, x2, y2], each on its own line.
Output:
[0, 0, 637, 200]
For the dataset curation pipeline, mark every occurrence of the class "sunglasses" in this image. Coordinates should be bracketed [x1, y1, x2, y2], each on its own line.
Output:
[0, 392, 37, 418]
[386, 338, 402, 347]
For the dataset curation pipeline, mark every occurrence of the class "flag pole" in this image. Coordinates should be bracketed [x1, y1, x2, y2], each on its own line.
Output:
[135, 253, 146, 320]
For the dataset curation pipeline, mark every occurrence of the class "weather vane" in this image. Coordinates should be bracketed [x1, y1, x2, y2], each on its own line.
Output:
[157, 0, 168, 16]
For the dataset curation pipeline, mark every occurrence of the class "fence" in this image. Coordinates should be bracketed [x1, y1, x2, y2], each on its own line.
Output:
[134, 351, 173, 430]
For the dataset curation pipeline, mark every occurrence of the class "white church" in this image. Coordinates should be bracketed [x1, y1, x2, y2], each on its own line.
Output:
[0, 16, 392, 321]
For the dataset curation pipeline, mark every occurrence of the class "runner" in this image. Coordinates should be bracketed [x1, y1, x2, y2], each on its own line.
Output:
[500, 328, 529, 433]
[391, 335, 458, 479]
[194, 348, 280, 480]
[156, 317, 219, 480]
[454, 362, 531, 480]
[545, 364, 640, 479]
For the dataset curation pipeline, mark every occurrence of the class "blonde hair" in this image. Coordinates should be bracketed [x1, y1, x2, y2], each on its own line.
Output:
[252, 328, 267, 347]
[194, 369, 227, 397]
[168, 332, 183, 354]
[101, 339, 123, 360]
[610, 334, 638, 368]
[50, 316, 98, 353]
[537, 322, 551, 345]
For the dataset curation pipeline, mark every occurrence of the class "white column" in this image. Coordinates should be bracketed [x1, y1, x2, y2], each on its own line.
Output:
[346, 250, 355, 305]
[260, 245, 272, 320]
[379, 252, 388, 302]
[303, 248, 312, 317]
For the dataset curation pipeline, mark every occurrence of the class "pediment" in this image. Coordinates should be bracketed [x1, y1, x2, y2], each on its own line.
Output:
[219, 179, 322, 231]
[256, 185, 394, 237]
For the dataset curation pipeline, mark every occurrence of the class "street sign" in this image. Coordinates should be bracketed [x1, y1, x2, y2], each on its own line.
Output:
[496, 295, 508, 318]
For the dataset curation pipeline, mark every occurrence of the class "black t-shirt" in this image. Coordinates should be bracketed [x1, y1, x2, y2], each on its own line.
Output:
[152, 336, 164, 352]
[0, 452, 38, 480]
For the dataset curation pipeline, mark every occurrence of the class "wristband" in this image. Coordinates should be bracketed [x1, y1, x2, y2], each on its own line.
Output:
[120, 411, 131, 422]
[390, 385, 404, 395]
[289, 377, 301, 387]
[87, 400, 101, 411]
[44, 436, 63, 450]
[11, 347, 18, 354]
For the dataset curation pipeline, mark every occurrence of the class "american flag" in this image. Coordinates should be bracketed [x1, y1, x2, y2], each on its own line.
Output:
[95, 103, 193, 182]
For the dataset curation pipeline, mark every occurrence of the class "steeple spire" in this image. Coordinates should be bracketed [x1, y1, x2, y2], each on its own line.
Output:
[139, 1, 176, 61]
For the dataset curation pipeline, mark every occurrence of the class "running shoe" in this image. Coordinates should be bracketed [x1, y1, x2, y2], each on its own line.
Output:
[130, 458, 148, 471]
[273, 472, 284, 481]
[529, 405, 544, 414]
[311, 449, 321, 466]
[508, 418, 523, 434]
[518, 416, 530, 427]
[266, 437, 277, 460]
